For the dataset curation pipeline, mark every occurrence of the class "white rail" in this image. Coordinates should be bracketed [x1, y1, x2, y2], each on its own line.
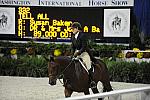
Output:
[65, 86, 150, 100]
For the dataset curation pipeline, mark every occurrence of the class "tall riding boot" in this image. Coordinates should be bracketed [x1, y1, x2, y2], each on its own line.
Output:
[88, 69, 96, 89]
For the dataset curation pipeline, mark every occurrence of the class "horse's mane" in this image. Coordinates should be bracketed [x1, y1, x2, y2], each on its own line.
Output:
[55, 56, 71, 62]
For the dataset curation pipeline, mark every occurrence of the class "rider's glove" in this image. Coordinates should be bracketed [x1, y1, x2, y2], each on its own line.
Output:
[73, 50, 80, 57]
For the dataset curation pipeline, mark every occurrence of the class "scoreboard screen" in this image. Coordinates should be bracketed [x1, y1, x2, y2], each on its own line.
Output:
[17, 6, 103, 41]
[0, 5, 132, 43]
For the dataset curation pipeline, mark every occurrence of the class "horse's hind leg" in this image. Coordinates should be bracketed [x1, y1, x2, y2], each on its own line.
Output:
[102, 81, 113, 92]
[91, 87, 103, 100]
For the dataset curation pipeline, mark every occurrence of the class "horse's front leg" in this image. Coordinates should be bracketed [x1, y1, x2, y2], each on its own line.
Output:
[84, 89, 90, 95]
[91, 87, 103, 100]
[64, 87, 73, 98]
[83, 89, 90, 100]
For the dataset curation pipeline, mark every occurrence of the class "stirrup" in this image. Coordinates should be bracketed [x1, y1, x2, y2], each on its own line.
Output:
[90, 81, 96, 89]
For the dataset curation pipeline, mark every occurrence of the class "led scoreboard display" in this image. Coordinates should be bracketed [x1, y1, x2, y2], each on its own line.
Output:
[17, 7, 103, 41]
[0, 0, 134, 43]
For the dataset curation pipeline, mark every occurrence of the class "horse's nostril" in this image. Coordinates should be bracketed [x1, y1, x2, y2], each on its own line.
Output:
[49, 80, 56, 85]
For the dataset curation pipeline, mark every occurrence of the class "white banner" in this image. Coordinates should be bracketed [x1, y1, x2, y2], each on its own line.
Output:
[0, 0, 134, 7]
[104, 9, 130, 37]
[0, 7, 15, 34]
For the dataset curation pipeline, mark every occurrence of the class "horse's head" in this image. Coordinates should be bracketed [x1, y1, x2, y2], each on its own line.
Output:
[48, 60, 59, 85]
[45, 55, 72, 86]
[45, 55, 61, 85]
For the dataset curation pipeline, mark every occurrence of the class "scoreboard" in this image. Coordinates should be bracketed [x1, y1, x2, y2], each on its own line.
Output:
[0, 0, 134, 43]
[17, 7, 102, 41]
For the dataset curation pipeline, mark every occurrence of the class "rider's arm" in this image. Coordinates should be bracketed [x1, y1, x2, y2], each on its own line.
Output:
[79, 34, 88, 54]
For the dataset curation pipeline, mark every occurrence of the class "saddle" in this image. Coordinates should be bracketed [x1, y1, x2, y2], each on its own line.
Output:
[73, 57, 96, 74]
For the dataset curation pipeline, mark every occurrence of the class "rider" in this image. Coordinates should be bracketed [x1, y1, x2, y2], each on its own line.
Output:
[71, 22, 96, 88]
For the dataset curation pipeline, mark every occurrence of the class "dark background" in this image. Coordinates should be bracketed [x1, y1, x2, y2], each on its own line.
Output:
[0, 6, 134, 43]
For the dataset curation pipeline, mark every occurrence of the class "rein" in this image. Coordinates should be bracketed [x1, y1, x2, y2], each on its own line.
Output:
[54, 59, 74, 84]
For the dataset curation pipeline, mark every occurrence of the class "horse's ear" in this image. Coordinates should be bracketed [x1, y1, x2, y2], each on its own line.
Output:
[50, 55, 55, 62]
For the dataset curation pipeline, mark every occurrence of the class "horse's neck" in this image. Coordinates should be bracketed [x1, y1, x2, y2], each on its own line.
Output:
[60, 60, 74, 76]
[63, 62, 75, 76]
[63, 61, 90, 89]
[56, 56, 86, 81]
[57, 57, 74, 75]
[63, 61, 84, 81]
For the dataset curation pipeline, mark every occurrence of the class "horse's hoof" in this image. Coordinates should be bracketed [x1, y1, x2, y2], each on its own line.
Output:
[90, 81, 97, 89]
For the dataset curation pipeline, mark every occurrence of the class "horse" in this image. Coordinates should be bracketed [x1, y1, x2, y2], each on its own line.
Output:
[0, 14, 7, 28]
[112, 16, 121, 31]
[47, 56, 113, 100]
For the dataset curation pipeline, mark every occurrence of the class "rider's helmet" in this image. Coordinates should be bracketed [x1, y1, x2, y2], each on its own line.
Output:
[71, 22, 82, 30]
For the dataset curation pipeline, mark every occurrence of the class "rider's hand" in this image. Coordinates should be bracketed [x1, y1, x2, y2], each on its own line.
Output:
[72, 56, 78, 61]
[73, 51, 80, 57]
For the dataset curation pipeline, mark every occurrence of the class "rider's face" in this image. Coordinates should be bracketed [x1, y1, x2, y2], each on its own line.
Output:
[71, 27, 79, 34]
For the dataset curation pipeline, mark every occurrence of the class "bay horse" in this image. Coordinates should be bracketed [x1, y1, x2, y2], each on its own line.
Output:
[47, 56, 113, 100]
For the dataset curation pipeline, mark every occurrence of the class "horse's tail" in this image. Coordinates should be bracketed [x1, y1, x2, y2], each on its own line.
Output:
[96, 59, 113, 92]
[97, 59, 109, 72]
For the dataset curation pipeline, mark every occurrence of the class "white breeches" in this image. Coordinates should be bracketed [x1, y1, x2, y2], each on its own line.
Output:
[77, 52, 91, 70]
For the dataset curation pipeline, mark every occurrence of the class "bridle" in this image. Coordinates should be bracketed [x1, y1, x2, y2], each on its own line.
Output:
[49, 58, 75, 84]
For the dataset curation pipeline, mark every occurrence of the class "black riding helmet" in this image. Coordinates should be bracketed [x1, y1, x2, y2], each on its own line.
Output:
[71, 22, 82, 30]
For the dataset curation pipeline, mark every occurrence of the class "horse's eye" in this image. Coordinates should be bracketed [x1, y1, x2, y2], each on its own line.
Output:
[51, 62, 55, 65]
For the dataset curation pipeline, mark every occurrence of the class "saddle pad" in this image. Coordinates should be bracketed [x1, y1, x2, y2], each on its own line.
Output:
[78, 59, 89, 74]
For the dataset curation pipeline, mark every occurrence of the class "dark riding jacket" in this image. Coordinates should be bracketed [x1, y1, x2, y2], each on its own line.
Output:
[71, 32, 88, 54]
[71, 32, 96, 62]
